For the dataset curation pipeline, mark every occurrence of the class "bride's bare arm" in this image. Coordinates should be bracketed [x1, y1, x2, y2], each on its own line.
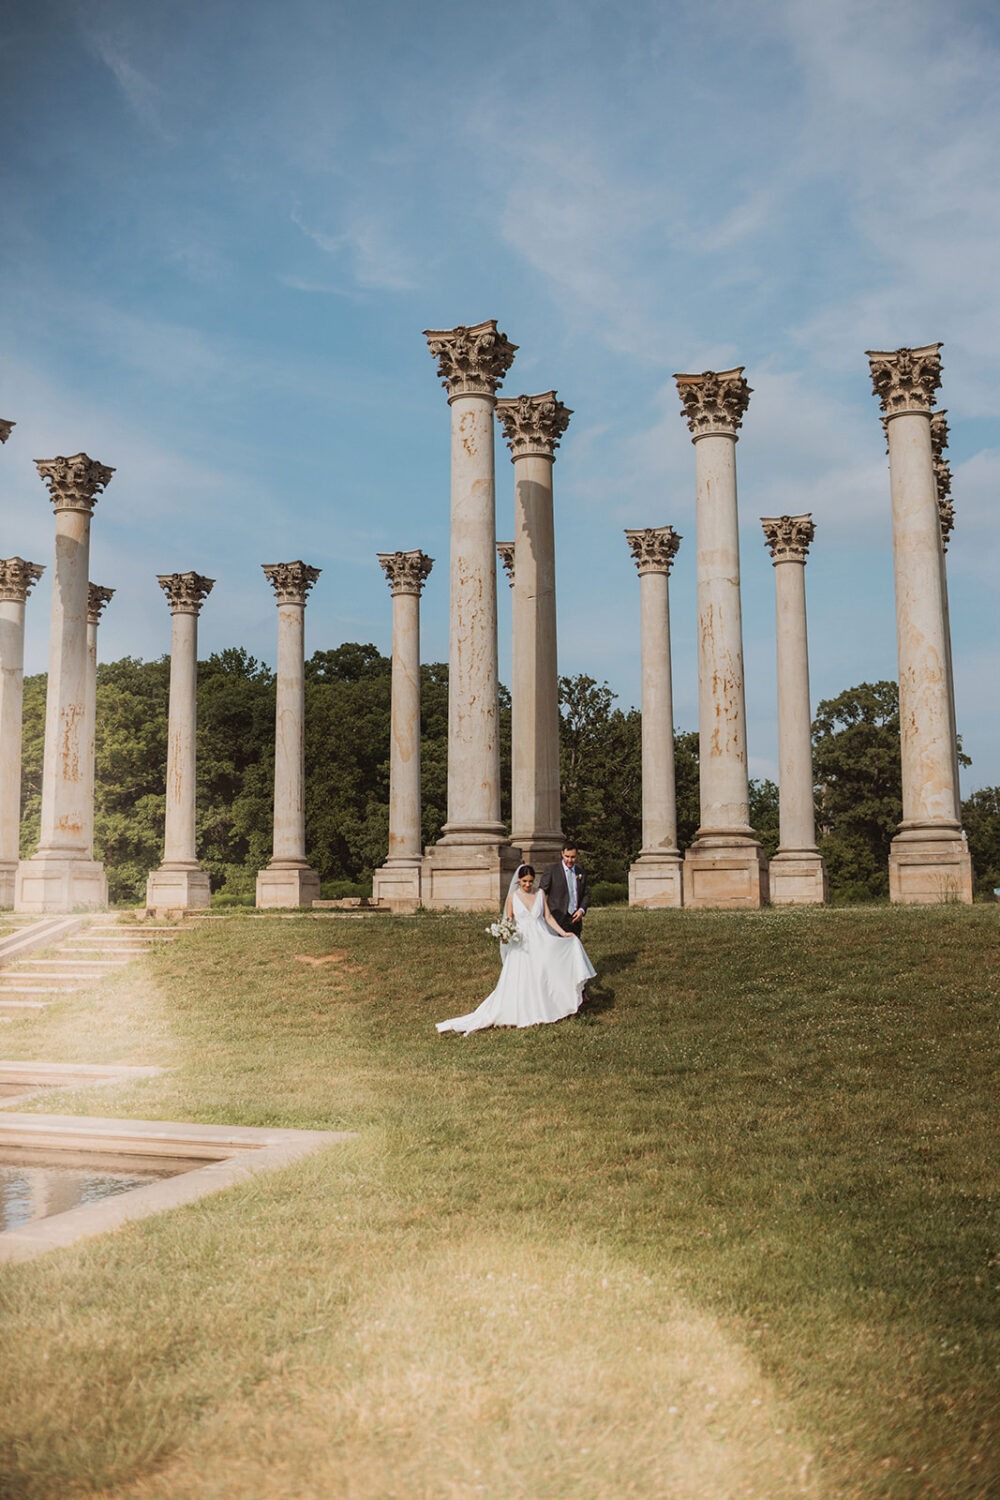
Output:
[542, 890, 572, 937]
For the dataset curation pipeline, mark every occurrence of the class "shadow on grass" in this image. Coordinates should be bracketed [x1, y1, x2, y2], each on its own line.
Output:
[577, 947, 639, 1019]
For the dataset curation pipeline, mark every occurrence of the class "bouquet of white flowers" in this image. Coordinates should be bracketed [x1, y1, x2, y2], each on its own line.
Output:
[487, 914, 520, 944]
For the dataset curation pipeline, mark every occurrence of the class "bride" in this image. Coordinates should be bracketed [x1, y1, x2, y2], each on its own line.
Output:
[436, 864, 596, 1034]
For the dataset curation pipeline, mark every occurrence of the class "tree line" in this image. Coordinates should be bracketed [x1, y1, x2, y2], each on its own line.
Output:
[17, 648, 1000, 903]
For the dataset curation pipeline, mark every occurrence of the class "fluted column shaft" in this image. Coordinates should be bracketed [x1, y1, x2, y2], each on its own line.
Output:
[0, 560, 44, 903]
[497, 392, 570, 863]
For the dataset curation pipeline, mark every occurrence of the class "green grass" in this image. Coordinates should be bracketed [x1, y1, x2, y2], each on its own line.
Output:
[1, 905, 998, 1498]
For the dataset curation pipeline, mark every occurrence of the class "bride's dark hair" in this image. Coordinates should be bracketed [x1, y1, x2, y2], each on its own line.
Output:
[517, 864, 535, 879]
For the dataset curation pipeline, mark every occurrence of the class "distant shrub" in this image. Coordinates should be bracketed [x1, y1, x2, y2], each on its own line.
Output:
[211, 892, 255, 909]
[320, 878, 371, 901]
[590, 881, 629, 907]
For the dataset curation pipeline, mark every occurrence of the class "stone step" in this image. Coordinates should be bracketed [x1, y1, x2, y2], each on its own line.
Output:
[4, 972, 102, 983]
[17, 958, 128, 968]
[0, 998, 51, 1010]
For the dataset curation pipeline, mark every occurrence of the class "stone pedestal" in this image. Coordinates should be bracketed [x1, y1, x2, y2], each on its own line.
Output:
[0, 558, 45, 907]
[674, 369, 767, 908]
[624, 527, 684, 908]
[421, 319, 519, 909]
[146, 573, 214, 911]
[868, 344, 972, 904]
[372, 550, 433, 912]
[496, 391, 570, 869]
[760, 515, 827, 905]
[16, 454, 114, 913]
[256, 562, 321, 910]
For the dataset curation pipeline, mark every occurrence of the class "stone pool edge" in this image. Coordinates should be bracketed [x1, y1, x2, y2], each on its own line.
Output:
[0, 1113, 355, 1264]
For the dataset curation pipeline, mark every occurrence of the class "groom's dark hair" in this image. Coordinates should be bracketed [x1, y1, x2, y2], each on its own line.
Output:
[561, 840, 578, 852]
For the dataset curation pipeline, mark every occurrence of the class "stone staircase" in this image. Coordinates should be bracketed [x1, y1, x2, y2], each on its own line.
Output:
[0, 917, 180, 1014]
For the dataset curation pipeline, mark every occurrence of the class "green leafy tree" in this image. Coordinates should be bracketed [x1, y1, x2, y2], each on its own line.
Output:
[558, 675, 642, 882]
[812, 681, 902, 900]
[961, 786, 1000, 899]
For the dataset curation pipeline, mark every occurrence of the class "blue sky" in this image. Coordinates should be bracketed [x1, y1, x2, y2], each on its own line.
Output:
[2, 0, 998, 792]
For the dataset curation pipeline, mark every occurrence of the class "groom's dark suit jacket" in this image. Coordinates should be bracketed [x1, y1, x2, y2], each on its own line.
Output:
[539, 860, 590, 935]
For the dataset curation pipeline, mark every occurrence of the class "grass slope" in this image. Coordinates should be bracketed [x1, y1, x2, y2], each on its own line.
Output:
[0, 905, 997, 1499]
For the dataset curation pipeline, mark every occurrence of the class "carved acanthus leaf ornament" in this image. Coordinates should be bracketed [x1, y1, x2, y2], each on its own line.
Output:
[424, 320, 517, 399]
[0, 557, 44, 603]
[496, 542, 515, 586]
[262, 561, 321, 605]
[624, 526, 681, 576]
[36, 453, 115, 513]
[377, 550, 433, 597]
[760, 514, 815, 562]
[0, 419, 15, 444]
[674, 367, 751, 438]
[495, 391, 572, 459]
[87, 584, 115, 624]
[867, 343, 942, 417]
[157, 572, 215, 614]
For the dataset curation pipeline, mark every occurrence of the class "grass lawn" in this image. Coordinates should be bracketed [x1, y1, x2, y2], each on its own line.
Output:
[0, 904, 998, 1499]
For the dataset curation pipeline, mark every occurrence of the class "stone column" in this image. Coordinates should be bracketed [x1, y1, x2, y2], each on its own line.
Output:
[495, 391, 570, 868]
[674, 369, 767, 907]
[931, 412, 962, 809]
[421, 319, 520, 910]
[256, 561, 322, 909]
[759, 516, 828, 905]
[867, 344, 972, 902]
[146, 572, 214, 911]
[82, 584, 114, 860]
[624, 527, 684, 908]
[0, 559, 44, 906]
[16, 454, 114, 913]
[371, 550, 434, 911]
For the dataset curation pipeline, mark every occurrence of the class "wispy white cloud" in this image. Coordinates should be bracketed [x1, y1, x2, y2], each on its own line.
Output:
[84, 31, 173, 141]
[290, 204, 417, 293]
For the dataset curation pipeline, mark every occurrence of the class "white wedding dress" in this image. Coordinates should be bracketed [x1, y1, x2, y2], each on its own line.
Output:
[436, 890, 596, 1034]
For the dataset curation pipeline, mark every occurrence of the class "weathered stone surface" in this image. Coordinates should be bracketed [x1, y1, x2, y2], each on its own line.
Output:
[372, 551, 433, 911]
[625, 528, 683, 908]
[495, 390, 571, 459]
[146, 574, 213, 910]
[760, 514, 827, 905]
[675, 375, 766, 907]
[0, 561, 44, 907]
[424, 319, 517, 399]
[868, 344, 972, 904]
[16, 458, 112, 911]
[82, 584, 114, 860]
[256, 562, 322, 910]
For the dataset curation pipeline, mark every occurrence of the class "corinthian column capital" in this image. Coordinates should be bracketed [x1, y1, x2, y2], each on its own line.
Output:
[0, 557, 44, 603]
[424, 319, 517, 400]
[262, 561, 321, 606]
[377, 550, 433, 597]
[157, 572, 214, 615]
[760, 514, 815, 562]
[674, 367, 751, 439]
[496, 542, 515, 586]
[36, 453, 115, 513]
[495, 391, 572, 460]
[0, 419, 15, 444]
[867, 343, 942, 418]
[625, 526, 681, 576]
[87, 584, 115, 624]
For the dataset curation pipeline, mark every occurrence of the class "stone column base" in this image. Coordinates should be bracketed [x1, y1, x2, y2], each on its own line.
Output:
[768, 850, 828, 906]
[420, 841, 522, 912]
[510, 836, 565, 871]
[15, 856, 108, 914]
[255, 865, 321, 910]
[146, 865, 211, 911]
[628, 853, 684, 908]
[0, 861, 15, 909]
[682, 839, 769, 909]
[371, 861, 422, 913]
[889, 832, 973, 905]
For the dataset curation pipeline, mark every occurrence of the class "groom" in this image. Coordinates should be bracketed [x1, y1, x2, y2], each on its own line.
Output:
[539, 842, 590, 938]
